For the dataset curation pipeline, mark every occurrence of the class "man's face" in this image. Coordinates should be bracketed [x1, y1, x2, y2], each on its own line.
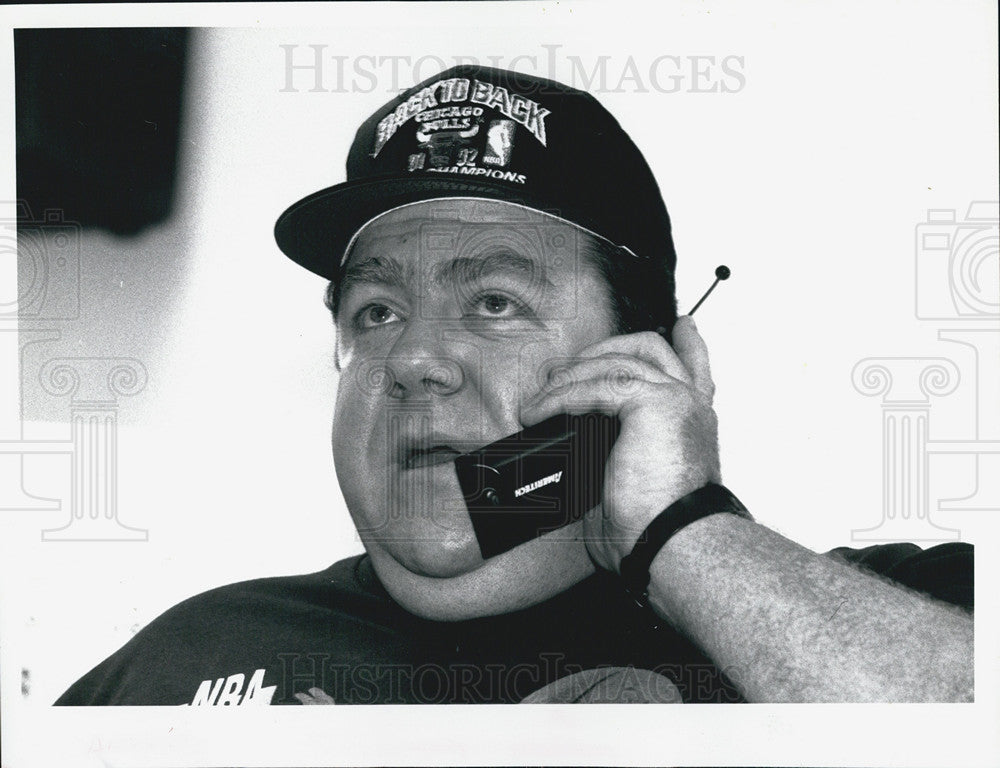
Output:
[331, 198, 616, 617]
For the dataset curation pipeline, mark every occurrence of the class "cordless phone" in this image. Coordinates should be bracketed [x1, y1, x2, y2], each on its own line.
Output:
[454, 266, 731, 559]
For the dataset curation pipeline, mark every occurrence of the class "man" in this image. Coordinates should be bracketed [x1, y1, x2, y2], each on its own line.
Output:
[56, 66, 973, 705]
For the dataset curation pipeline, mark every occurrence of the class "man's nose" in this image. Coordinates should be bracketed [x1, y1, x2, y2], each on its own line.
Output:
[382, 320, 465, 399]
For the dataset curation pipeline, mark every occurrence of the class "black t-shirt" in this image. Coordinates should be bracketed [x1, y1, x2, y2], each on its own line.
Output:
[55, 542, 973, 706]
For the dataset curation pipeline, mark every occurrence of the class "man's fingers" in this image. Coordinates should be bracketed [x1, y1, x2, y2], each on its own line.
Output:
[571, 332, 691, 385]
[520, 324, 715, 427]
[520, 365, 695, 427]
[519, 384, 624, 427]
[521, 364, 660, 426]
[671, 316, 715, 402]
[536, 355, 671, 398]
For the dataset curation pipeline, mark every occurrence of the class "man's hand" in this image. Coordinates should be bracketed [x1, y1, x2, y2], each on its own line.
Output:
[519, 317, 721, 572]
[522, 319, 973, 703]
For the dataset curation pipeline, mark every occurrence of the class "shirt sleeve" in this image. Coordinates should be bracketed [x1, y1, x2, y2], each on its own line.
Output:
[825, 542, 973, 611]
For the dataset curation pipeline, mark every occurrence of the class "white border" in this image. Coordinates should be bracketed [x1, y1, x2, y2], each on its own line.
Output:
[2, 3, 997, 768]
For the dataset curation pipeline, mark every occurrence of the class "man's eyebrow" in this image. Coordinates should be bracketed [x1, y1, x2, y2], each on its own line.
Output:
[336, 250, 554, 311]
[338, 256, 410, 296]
[434, 251, 554, 288]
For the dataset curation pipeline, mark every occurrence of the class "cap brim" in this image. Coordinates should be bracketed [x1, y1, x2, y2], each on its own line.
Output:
[274, 174, 557, 281]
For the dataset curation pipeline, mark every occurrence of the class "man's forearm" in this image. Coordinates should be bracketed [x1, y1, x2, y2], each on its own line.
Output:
[646, 514, 974, 702]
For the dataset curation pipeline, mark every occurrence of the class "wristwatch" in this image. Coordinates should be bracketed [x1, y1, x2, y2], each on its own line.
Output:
[619, 483, 752, 610]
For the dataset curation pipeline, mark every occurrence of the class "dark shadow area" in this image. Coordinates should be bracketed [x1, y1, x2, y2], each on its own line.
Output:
[15, 28, 189, 235]
[13, 28, 196, 426]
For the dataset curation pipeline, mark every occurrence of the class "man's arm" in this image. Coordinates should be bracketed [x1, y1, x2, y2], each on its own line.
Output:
[521, 318, 974, 703]
[647, 513, 973, 702]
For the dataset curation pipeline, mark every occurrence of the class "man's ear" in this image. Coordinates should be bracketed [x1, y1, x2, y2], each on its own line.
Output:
[324, 281, 343, 371]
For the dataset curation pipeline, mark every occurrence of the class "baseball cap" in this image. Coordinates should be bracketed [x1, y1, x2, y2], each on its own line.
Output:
[274, 65, 677, 284]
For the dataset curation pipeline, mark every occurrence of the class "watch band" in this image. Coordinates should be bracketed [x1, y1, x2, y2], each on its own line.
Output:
[619, 483, 752, 609]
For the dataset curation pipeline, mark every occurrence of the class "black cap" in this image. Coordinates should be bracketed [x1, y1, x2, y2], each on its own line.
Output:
[274, 65, 676, 284]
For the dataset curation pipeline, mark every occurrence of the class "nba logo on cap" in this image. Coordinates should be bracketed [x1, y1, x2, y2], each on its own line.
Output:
[483, 120, 516, 167]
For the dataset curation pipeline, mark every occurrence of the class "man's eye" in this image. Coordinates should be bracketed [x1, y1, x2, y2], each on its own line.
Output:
[467, 293, 528, 319]
[356, 304, 402, 329]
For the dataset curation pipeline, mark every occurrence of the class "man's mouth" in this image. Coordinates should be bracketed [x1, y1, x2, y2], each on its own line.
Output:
[394, 429, 489, 471]
[403, 446, 462, 470]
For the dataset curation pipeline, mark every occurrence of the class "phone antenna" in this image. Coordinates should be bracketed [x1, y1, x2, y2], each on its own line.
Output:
[688, 265, 731, 315]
